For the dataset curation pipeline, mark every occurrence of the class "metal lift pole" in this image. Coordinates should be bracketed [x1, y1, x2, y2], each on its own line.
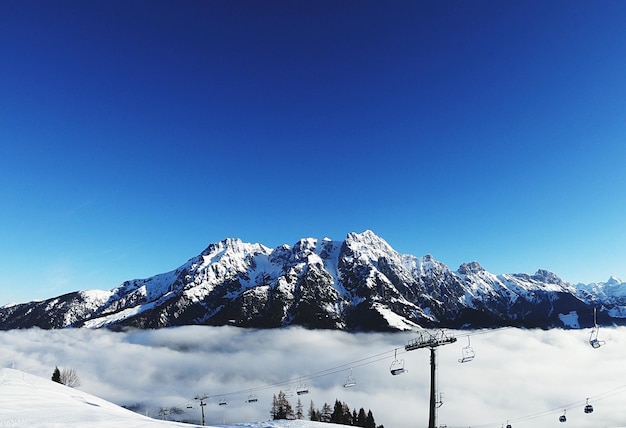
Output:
[195, 395, 208, 426]
[405, 330, 457, 428]
[429, 347, 436, 428]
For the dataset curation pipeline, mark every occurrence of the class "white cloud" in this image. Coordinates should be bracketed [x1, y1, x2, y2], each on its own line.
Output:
[0, 326, 625, 427]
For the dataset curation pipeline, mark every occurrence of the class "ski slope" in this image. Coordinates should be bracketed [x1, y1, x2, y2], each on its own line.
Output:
[0, 368, 341, 428]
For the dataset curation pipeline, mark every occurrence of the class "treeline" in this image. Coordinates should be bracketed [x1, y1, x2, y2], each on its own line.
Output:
[271, 390, 383, 428]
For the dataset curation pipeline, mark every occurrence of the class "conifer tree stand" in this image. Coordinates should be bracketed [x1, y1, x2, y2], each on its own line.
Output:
[404, 331, 457, 428]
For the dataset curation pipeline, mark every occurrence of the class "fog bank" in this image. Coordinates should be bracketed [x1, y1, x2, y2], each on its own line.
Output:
[1, 326, 624, 427]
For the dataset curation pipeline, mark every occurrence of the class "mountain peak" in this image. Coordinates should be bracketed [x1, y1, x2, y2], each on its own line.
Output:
[606, 275, 623, 285]
[346, 230, 386, 245]
[344, 230, 397, 257]
[532, 269, 565, 285]
[201, 237, 242, 255]
[458, 261, 484, 275]
[201, 238, 270, 258]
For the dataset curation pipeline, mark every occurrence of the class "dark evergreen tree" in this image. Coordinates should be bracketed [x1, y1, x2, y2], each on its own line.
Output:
[285, 400, 295, 420]
[303, 398, 382, 427]
[274, 391, 294, 419]
[342, 402, 353, 425]
[330, 399, 343, 423]
[51, 366, 61, 384]
[356, 408, 367, 427]
[365, 410, 376, 428]
[271, 394, 278, 419]
[308, 400, 319, 421]
[271, 391, 294, 420]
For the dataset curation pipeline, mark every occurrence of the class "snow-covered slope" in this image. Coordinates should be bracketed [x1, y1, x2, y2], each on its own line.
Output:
[0, 368, 346, 428]
[1, 230, 625, 331]
[0, 368, 199, 427]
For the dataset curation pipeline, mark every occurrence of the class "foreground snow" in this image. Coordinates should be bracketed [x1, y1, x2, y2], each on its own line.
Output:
[0, 368, 341, 428]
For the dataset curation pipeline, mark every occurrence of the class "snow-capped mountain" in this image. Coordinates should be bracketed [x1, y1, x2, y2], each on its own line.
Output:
[1, 231, 624, 331]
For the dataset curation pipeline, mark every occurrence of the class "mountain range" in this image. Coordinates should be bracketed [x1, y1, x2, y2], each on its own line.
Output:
[1, 230, 624, 331]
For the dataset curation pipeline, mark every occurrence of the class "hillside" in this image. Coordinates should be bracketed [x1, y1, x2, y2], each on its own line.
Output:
[0, 368, 344, 428]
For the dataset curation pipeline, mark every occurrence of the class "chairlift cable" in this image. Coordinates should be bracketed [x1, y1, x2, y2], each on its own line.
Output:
[446, 384, 626, 427]
[186, 321, 618, 420]
[207, 349, 399, 398]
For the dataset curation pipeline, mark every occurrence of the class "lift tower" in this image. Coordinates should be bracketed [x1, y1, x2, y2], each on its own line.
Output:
[405, 330, 457, 428]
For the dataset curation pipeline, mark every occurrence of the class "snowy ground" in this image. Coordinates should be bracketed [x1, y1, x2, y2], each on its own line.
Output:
[0, 368, 199, 427]
[0, 368, 342, 428]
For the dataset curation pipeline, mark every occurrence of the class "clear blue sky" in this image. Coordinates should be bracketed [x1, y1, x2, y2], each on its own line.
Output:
[1, 0, 625, 304]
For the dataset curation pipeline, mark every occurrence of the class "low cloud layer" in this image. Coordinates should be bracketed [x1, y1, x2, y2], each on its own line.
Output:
[1, 326, 625, 427]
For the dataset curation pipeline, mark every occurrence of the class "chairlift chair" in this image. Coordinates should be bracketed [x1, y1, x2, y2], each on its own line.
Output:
[584, 398, 593, 414]
[559, 410, 566, 422]
[343, 368, 356, 388]
[246, 394, 258, 403]
[458, 336, 475, 363]
[218, 398, 229, 406]
[296, 383, 310, 395]
[390, 349, 407, 376]
[589, 308, 606, 349]
[589, 331, 604, 349]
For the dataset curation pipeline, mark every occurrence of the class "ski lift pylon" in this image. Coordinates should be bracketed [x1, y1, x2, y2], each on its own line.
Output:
[390, 348, 407, 375]
[458, 336, 475, 363]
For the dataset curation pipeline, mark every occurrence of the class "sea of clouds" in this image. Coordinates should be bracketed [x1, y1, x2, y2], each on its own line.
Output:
[1, 326, 625, 428]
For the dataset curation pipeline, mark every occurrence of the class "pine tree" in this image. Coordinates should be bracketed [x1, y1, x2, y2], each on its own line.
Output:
[301, 397, 382, 427]
[286, 403, 295, 419]
[271, 394, 278, 419]
[320, 402, 332, 422]
[356, 408, 367, 427]
[308, 400, 319, 421]
[330, 399, 343, 423]
[51, 366, 61, 383]
[342, 402, 352, 425]
[271, 390, 294, 420]
[296, 398, 304, 419]
[276, 391, 286, 419]
[365, 410, 376, 428]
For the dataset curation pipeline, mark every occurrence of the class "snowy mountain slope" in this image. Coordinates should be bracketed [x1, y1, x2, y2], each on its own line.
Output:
[0, 368, 199, 427]
[1, 230, 625, 331]
[0, 368, 345, 428]
[576, 276, 626, 304]
[575, 276, 626, 319]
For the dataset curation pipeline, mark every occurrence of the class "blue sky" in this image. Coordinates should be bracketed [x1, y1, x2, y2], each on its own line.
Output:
[1, 0, 625, 304]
